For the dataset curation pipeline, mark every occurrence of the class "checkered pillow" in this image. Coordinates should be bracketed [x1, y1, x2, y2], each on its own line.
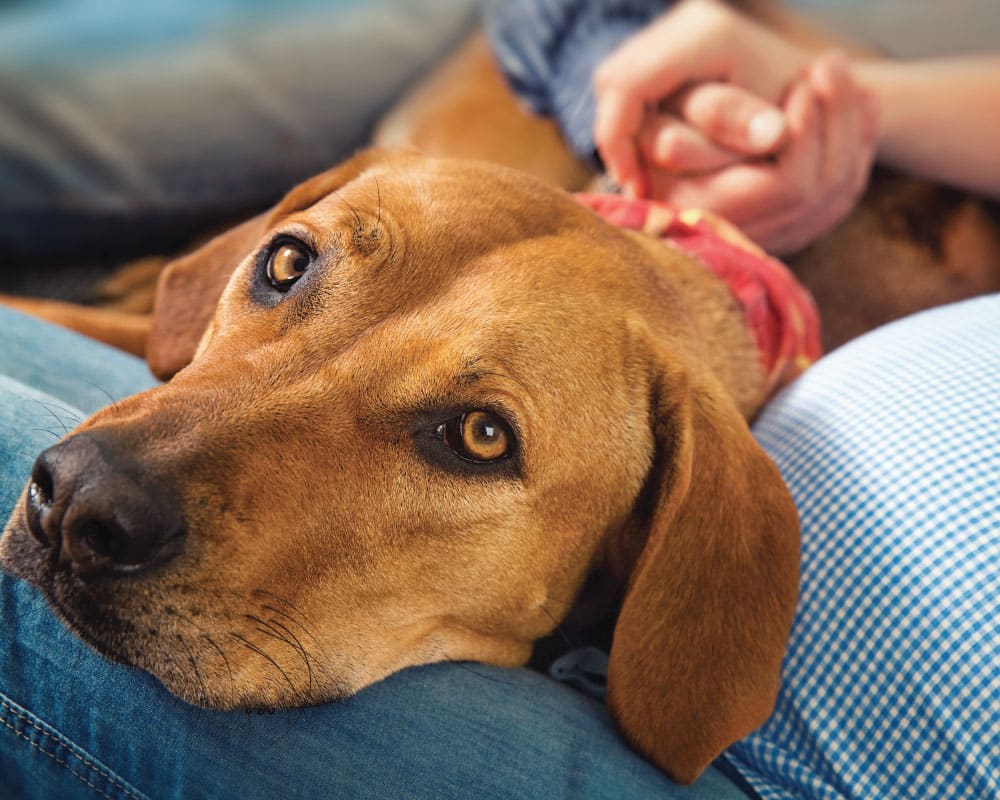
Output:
[726, 295, 1000, 799]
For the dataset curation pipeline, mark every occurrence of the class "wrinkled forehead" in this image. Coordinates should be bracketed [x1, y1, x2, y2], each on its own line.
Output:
[294, 158, 606, 268]
[255, 159, 637, 379]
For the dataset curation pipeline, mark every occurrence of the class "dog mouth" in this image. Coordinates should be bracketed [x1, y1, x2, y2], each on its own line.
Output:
[2, 516, 139, 661]
[4, 512, 345, 710]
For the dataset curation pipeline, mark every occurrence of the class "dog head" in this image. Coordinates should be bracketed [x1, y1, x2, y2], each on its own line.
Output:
[1, 150, 798, 783]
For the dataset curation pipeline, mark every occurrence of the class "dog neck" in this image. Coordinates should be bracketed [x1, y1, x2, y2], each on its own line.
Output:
[576, 194, 822, 400]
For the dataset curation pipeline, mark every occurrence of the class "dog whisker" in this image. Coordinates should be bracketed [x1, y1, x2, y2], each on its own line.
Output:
[81, 379, 117, 407]
[263, 617, 316, 692]
[203, 633, 236, 698]
[452, 660, 523, 688]
[176, 633, 210, 706]
[330, 187, 365, 240]
[245, 613, 315, 692]
[172, 606, 237, 696]
[250, 590, 320, 638]
[258, 602, 323, 652]
[30, 428, 64, 441]
[229, 632, 298, 696]
[538, 604, 575, 651]
[33, 400, 78, 435]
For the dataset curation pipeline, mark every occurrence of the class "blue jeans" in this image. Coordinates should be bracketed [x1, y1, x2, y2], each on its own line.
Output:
[0, 305, 745, 799]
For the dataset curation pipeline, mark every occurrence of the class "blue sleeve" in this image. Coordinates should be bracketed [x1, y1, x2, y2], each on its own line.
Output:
[483, 0, 670, 164]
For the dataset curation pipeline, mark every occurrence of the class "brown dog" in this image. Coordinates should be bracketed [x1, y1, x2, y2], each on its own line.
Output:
[0, 150, 800, 785]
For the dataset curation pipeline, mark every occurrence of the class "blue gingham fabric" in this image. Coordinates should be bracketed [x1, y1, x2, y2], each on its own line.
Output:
[726, 294, 1000, 799]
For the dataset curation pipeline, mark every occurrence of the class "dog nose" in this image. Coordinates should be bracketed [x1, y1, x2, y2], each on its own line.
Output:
[25, 433, 185, 578]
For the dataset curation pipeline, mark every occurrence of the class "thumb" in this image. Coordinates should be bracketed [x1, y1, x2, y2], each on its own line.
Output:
[672, 83, 788, 155]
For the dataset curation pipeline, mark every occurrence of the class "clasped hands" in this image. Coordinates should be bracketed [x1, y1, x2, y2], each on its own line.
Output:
[593, 0, 878, 254]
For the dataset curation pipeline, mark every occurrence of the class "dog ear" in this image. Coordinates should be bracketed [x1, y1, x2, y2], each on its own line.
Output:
[147, 149, 405, 380]
[147, 213, 269, 380]
[606, 361, 800, 785]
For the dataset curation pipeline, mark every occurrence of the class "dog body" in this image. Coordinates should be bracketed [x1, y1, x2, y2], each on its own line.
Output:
[1, 152, 799, 783]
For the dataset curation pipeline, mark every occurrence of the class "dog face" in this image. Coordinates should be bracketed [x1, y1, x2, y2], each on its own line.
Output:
[1, 151, 798, 784]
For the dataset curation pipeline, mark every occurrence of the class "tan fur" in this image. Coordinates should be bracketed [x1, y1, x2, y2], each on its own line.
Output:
[1, 151, 798, 784]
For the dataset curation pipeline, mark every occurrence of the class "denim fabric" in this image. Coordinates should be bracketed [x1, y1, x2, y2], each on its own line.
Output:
[484, 0, 667, 164]
[0, 307, 745, 798]
[0, 0, 477, 266]
[0, 308, 159, 417]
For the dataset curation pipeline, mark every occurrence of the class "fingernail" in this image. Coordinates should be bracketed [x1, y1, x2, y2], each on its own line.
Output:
[748, 109, 787, 151]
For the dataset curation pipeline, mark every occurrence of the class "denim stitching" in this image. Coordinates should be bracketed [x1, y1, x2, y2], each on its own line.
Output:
[0, 696, 148, 800]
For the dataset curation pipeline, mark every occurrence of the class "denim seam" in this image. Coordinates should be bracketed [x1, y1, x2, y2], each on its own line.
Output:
[0, 694, 149, 800]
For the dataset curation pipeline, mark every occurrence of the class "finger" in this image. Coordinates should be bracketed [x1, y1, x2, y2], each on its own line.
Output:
[753, 73, 873, 253]
[808, 53, 877, 223]
[669, 83, 787, 155]
[593, 87, 646, 195]
[807, 53, 859, 187]
[593, 8, 729, 191]
[593, 13, 716, 111]
[655, 81, 822, 248]
[638, 113, 745, 173]
[770, 77, 823, 201]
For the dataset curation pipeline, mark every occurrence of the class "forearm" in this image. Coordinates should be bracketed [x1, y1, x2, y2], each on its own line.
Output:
[855, 56, 1000, 198]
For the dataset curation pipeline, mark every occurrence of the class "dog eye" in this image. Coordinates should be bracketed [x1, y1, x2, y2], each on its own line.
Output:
[266, 240, 312, 290]
[436, 411, 511, 463]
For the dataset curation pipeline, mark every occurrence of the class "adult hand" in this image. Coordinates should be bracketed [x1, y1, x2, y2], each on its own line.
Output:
[593, 0, 807, 195]
[646, 53, 879, 255]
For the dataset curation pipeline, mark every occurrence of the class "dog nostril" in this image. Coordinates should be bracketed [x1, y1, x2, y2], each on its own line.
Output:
[67, 515, 184, 575]
[26, 462, 57, 546]
[72, 518, 154, 569]
[29, 461, 54, 508]
[28, 480, 49, 507]
[77, 520, 118, 560]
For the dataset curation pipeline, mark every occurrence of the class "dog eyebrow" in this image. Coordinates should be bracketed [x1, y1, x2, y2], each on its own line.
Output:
[454, 369, 484, 387]
[454, 355, 493, 387]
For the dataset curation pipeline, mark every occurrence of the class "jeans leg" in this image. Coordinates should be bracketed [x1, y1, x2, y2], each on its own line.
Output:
[0, 307, 159, 416]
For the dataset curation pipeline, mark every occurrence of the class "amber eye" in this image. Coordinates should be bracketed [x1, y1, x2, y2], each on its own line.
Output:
[266, 240, 312, 290]
[437, 411, 511, 463]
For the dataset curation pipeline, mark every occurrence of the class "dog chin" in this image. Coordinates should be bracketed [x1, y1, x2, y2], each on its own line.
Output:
[0, 520, 143, 667]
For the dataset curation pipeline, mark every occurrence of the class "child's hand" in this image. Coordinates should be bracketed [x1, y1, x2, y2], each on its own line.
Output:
[593, 0, 806, 196]
[635, 81, 789, 175]
[643, 53, 878, 254]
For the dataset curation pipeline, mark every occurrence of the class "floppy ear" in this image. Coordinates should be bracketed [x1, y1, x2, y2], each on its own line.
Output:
[147, 148, 405, 380]
[606, 361, 800, 785]
[147, 214, 269, 380]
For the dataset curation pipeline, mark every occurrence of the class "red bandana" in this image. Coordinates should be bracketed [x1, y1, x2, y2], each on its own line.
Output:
[576, 193, 822, 396]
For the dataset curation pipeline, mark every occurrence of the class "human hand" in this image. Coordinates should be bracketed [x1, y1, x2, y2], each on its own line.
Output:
[644, 53, 879, 255]
[593, 0, 807, 196]
[635, 81, 789, 176]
